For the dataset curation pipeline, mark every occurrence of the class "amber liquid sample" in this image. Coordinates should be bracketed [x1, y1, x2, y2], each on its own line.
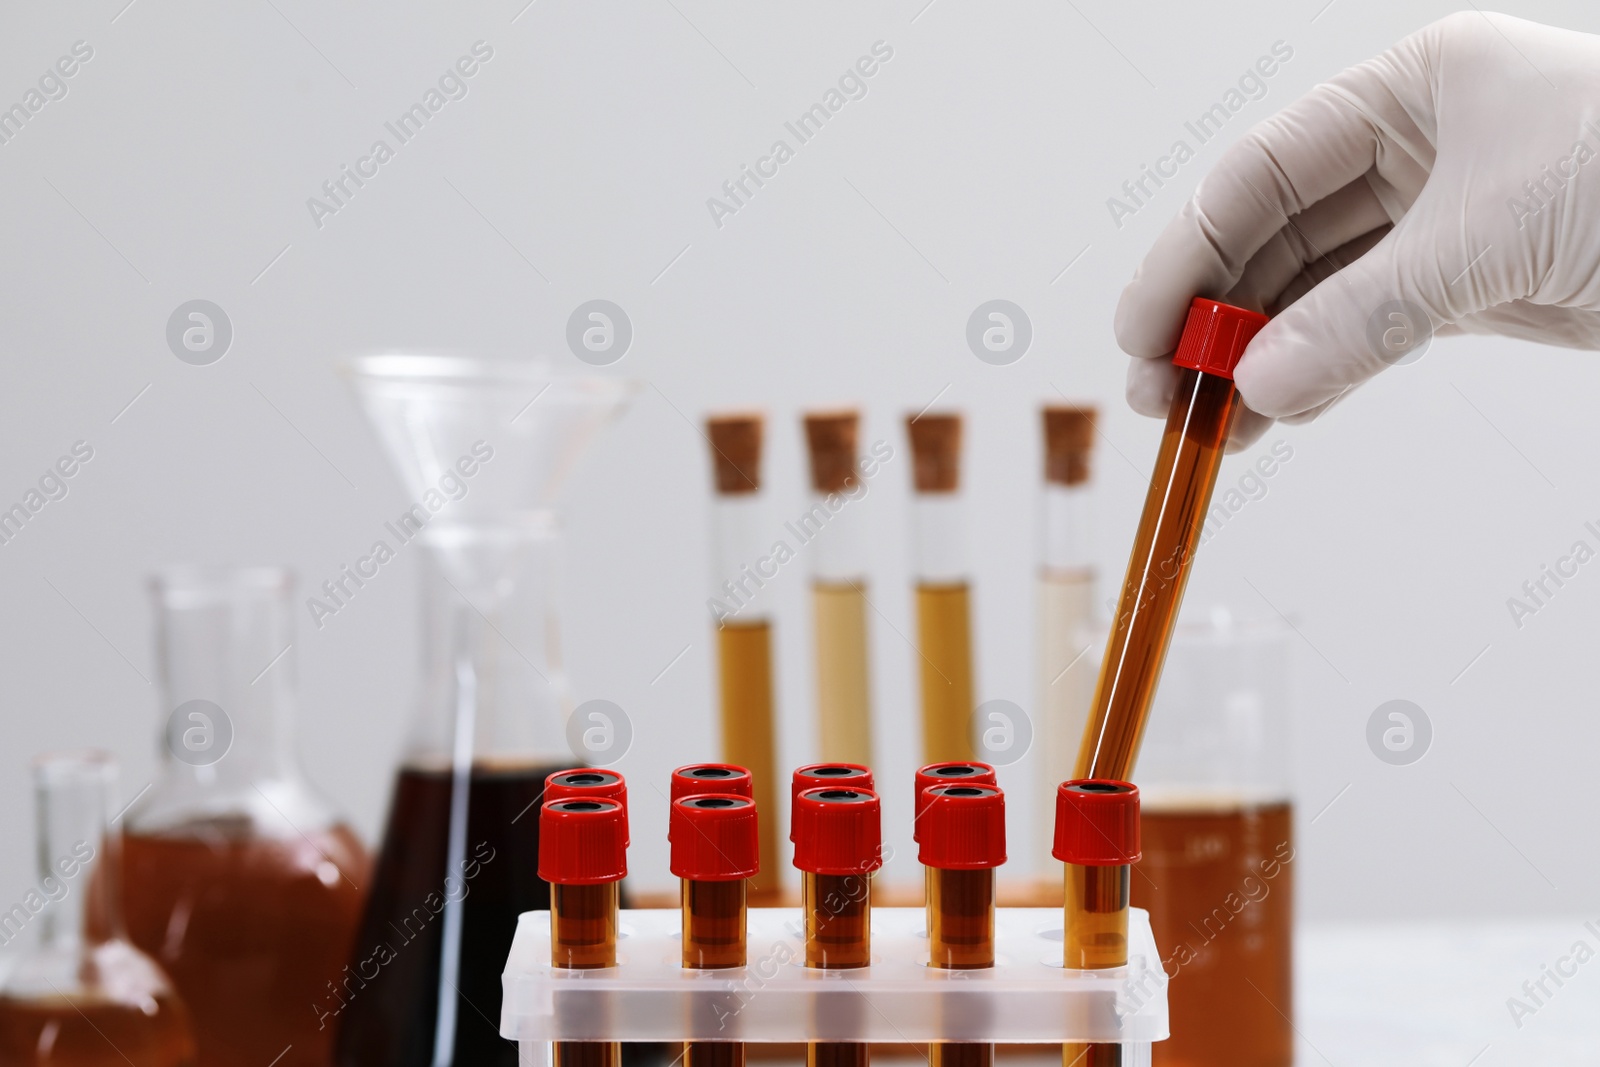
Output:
[682, 880, 747, 969]
[927, 869, 993, 970]
[1063, 865, 1129, 1067]
[552, 882, 621, 969]
[1131, 801, 1294, 1067]
[553, 882, 621, 1067]
[915, 582, 975, 763]
[1075, 369, 1239, 781]
[117, 824, 366, 1067]
[334, 762, 562, 1067]
[803, 871, 870, 1067]
[716, 620, 781, 902]
[928, 868, 993, 1067]
[813, 582, 873, 765]
[683, 880, 746, 1067]
[0, 993, 196, 1067]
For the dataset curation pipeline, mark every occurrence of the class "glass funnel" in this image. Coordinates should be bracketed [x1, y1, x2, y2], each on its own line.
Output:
[0, 752, 196, 1067]
[120, 567, 369, 1067]
[335, 357, 636, 1067]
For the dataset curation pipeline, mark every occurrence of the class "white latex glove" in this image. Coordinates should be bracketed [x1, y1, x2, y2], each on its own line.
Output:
[1116, 12, 1600, 448]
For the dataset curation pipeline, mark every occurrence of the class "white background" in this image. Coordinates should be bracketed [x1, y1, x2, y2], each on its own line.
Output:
[1, 0, 1598, 948]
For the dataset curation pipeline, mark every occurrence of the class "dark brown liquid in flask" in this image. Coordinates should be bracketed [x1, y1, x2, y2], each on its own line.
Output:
[1074, 300, 1266, 781]
[333, 761, 560, 1067]
[1132, 802, 1294, 1067]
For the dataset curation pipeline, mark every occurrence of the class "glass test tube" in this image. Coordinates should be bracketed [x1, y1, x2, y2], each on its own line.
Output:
[906, 413, 976, 763]
[919, 783, 1005, 1067]
[706, 415, 784, 903]
[1037, 404, 1098, 889]
[912, 762, 997, 905]
[1074, 300, 1269, 782]
[1054, 781, 1141, 1067]
[540, 798, 628, 1067]
[803, 411, 874, 766]
[672, 794, 760, 1067]
[792, 787, 883, 1067]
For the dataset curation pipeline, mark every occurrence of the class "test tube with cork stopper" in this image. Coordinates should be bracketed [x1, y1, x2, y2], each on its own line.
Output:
[905, 413, 976, 763]
[705, 414, 782, 903]
[803, 411, 874, 766]
[1037, 404, 1098, 885]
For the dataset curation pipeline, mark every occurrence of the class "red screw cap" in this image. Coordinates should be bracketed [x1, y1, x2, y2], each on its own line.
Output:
[544, 768, 628, 846]
[671, 794, 761, 881]
[1170, 297, 1269, 381]
[790, 764, 874, 841]
[913, 762, 997, 842]
[791, 787, 883, 876]
[538, 798, 628, 885]
[670, 764, 754, 804]
[917, 784, 1006, 870]
[1053, 780, 1141, 867]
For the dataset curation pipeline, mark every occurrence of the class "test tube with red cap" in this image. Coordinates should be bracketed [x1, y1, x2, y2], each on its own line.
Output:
[792, 786, 882, 1067]
[670, 763, 755, 804]
[672, 793, 760, 1067]
[789, 764, 873, 840]
[1075, 298, 1268, 782]
[544, 769, 629, 844]
[912, 762, 996, 842]
[539, 796, 629, 1067]
[1054, 780, 1141, 1067]
[920, 783, 1005, 1067]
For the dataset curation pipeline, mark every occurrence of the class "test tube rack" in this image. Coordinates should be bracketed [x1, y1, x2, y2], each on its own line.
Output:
[500, 907, 1167, 1056]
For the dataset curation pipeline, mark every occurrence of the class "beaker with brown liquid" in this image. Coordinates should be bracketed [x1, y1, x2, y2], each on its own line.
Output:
[0, 752, 197, 1067]
[1123, 614, 1295, 1067]
[116, 568, 368, 1067]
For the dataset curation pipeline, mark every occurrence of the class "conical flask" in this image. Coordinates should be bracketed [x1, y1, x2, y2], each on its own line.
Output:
[0, 752, 196, 1067]
[335, 356, 636, 1067]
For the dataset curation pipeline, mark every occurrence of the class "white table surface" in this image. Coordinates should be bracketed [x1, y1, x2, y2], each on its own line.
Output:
[1296, 919, 1600, 1065]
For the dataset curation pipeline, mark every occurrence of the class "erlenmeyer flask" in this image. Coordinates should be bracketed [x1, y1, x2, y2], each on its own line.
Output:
[0, 752, 196, 1067]
[118, 568, 370, 1067]
[335, 357, 636, 1067]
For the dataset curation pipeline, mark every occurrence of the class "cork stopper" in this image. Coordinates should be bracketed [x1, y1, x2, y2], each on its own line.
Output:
[1043, 405, 1097, 487]
[803, 410, 860, 494]
[706, 413, 763, 495]
[905, 413, 962, 494]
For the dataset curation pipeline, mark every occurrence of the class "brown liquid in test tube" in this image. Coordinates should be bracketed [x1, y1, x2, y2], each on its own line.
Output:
[906, 414, 977, 764]
[803, 412, 874, 767]
[540, 798, 628, 1067]
[672, 793, 760, 1067]
[1055, 781, 1141, 1067]
[793, 787, 882, 1067]
[919, 783, 1006, 1067]
[1074, 300, 1269, 782]
[706, 415, 783, 903]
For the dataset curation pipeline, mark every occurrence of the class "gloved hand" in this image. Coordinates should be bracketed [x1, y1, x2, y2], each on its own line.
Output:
[1116, 12, 1600, 447]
